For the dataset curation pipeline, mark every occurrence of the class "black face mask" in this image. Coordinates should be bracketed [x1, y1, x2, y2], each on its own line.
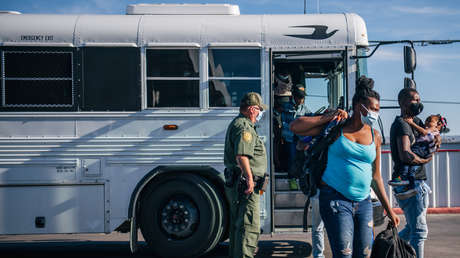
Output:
[409, 102, 424, 116]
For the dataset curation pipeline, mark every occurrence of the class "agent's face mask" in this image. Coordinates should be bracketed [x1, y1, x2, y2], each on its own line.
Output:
[256, 110, 265, 122]
[409, 102, 424, 116]
[360, 104, 379, 127]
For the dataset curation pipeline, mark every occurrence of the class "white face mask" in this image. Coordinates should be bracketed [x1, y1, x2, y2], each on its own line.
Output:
[360, 104, 379, 127]
[256, 110, 265, 122]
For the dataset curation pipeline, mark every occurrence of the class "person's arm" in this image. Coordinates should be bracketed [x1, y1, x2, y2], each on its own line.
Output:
[371, 130, 400, 227]
[397, 135, 432, 165]
[434, 133, 442, 150]
[404, 117, 429, 136]
[236, 155, 254, 195]
[290, 109, 347, 136]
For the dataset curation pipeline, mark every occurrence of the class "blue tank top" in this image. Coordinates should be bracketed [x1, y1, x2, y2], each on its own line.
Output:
[322, 128, 376, 201]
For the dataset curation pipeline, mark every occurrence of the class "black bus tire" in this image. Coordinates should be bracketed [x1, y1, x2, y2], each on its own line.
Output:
[198, 178, 227, 254]
[139, 175, 218, 257]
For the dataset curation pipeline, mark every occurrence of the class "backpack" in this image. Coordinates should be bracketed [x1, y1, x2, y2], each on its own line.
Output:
[299, 118, 345, 232]
[371, 223, 416, 258]
[299, 118, 345, 197]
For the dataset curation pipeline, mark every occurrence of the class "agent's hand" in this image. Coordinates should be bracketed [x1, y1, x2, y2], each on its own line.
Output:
[388, 210, 401, 227]
[245, 177, 254, 195]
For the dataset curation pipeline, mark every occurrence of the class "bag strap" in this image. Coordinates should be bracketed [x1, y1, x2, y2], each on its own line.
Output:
[390, 222, 415, 258]
[303, 196, 311, 232]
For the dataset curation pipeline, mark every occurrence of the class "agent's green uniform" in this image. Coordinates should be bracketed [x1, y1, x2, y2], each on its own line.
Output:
[224, 113, 267, 258]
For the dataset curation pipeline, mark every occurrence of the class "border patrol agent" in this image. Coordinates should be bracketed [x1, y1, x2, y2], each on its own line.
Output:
[224, 92, 268, 258]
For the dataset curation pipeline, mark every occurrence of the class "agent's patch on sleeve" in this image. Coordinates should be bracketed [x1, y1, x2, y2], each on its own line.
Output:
[242, 131, 252, 142]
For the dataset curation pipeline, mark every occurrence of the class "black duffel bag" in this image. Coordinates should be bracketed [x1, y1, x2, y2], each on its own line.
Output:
[371, 223, 416, 258]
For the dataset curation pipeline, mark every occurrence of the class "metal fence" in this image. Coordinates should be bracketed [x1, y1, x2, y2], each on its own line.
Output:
[381, 142, 460, 208]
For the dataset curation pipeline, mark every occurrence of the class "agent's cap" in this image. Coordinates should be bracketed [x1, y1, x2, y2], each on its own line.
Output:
[240, 92, 268, 111]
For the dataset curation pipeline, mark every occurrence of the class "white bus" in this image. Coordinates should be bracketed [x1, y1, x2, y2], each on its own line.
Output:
[0, 4, 370, 256]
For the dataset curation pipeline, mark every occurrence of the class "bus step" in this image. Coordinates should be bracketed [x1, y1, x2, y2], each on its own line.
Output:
[274, 191, 307, 209]
[274, 172, 289, 178]
[275, 178, 304, 191]
[274, 208, 311, 227]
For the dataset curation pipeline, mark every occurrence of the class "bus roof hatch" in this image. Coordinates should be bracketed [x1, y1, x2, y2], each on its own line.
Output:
[126, 4, 240, 16]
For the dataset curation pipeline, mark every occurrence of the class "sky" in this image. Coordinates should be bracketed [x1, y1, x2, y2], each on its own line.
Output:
[1, 0, 460, 137]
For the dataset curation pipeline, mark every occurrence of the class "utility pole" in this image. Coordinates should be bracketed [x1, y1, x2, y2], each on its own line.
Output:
[304, 0, 306, 14]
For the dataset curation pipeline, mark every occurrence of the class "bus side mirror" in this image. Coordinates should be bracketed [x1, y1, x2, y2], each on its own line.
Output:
[404, 77, 416, 89]
[404, 46, 416, 74]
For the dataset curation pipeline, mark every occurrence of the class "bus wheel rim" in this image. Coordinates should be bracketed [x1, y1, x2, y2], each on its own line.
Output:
[159, 196, 199, 239]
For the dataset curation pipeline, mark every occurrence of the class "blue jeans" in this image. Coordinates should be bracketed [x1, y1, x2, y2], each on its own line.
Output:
[311, 192, 325, 258]
[399, 165, 420, 190]
[395, 180, 430, 258]
[319, 185, 373, 258]
[286, 141, 297, 177]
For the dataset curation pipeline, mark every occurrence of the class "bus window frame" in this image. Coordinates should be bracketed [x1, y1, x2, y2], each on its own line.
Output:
[144, 47, 201, 110]
[208, 47, 262, 109]
[356, 47, 368, 77]
[80, 46, 141, 112]
[0, 46, 78, 112]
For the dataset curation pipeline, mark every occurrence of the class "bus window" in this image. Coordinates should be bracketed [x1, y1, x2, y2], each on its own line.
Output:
[357, 47, 368, 77]
[146, 49, 199, 108]
[304, 68, 344, 112]
[82, 47, 141, 111]
[2, 50, 73, 108]
[208, 49, 261, 107]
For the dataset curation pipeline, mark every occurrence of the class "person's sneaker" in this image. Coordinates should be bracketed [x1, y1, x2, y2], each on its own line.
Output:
[288, 178, 299, 190]
[395, 188, 417, 200]
[388, 177, 409, 186]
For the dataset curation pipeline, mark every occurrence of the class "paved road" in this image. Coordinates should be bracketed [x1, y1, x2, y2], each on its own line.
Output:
[1, 214, 459, 257]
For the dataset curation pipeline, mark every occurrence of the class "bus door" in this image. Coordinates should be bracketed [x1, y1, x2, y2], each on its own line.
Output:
[270, 50, 347, 230]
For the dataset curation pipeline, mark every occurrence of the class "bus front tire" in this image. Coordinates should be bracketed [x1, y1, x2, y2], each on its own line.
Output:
[139, 174, 224, 257]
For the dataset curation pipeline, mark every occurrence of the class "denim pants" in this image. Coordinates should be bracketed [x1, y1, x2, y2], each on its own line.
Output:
[319, 185, 373, 258]
[395, 180, 430, 258]
[311, 192, 325, 258]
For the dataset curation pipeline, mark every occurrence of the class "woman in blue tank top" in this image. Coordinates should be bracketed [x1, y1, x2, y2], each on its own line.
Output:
[291, 76, 400, 258]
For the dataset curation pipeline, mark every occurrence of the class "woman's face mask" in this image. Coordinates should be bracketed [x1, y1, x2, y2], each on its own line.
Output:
[360, 104, 379, 127]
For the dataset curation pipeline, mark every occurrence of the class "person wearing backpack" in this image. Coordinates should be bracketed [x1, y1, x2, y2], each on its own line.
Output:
[291, 76, 400, 258]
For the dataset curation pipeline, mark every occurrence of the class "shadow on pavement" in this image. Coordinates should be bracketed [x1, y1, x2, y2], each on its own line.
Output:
[256, 240, 312, 257]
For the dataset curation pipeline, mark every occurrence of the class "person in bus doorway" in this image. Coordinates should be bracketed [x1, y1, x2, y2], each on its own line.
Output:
[291, 76, 400, 258]
[273, 69, 292, 174]
[224, 92, 268, 258]
[389, 88, 440, 258]
[283, 86, 311, 190]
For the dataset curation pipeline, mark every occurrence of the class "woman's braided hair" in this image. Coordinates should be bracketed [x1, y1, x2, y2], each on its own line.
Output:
[352, 75, 380, 109]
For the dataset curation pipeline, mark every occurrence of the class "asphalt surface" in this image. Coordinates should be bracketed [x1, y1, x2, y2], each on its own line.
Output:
[1, 214, 459, 258]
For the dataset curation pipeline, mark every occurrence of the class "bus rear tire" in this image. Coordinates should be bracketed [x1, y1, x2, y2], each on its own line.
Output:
[139, 174, 224, 257]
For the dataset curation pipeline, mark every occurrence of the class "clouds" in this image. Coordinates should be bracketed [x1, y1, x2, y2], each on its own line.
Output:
[369, 46, 460, 67]
[392, 6, 460, 15]
[54, 0, 125, 14]
[370, 48, 401, 61]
